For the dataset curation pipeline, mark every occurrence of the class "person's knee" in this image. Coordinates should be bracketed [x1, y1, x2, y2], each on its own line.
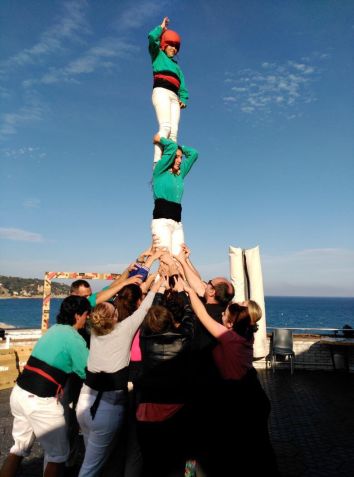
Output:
[9, 442, 33, 458]
[158, 122, 171, 137]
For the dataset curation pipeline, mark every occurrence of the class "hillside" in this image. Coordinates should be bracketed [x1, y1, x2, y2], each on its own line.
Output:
[0, 275, 70, 298]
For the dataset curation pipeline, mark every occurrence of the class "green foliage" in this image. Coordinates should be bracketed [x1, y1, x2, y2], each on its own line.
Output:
[0, 275, 70, 297]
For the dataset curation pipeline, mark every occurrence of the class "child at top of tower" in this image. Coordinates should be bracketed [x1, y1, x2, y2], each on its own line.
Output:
[148, 16, 188, 165]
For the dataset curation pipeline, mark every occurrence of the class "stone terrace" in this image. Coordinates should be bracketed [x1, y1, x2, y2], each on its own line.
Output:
[1, 369, 354, 476]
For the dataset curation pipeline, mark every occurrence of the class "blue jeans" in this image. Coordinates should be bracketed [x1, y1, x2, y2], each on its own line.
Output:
[76, 387, 127, 477]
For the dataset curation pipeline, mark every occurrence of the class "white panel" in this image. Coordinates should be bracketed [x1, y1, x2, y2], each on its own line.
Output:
[244, 246, 268, 358]
[229, 246, 246, 302]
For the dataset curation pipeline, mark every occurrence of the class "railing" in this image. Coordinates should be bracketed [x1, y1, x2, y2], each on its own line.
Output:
[266, 327, 348, 336]
[0, 328, 42, 350]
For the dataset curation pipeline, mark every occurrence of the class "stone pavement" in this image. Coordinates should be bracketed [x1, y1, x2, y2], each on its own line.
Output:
[1, 369, 354, 476]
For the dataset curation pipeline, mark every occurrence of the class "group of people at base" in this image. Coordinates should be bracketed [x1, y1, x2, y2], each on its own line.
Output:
[1, 242, 279, 477]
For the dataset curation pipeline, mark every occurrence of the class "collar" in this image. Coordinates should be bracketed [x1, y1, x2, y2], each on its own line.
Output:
[170, 168, 181, 175]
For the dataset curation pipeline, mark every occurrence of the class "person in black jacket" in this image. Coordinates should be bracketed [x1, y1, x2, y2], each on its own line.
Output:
[136, 276, 194, 477]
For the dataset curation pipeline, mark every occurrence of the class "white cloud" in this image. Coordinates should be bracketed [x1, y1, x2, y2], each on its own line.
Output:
[223, 96, 237, 103]
[1, 0, 90, 70]
[23, 198, 41, 209]
[1, 146, 46, 160]
[0, 99, 46, 139]
[223, 57, 320, 118]
[119, 1, 166, 29]
[36, 38, 138, 85]
[0, 228, 43, 242]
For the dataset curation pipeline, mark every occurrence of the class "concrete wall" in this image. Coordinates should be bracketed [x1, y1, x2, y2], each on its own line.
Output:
[254, 334, 354, 372]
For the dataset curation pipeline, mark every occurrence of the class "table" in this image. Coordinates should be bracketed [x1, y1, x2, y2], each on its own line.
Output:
[319, 337, 354, 371]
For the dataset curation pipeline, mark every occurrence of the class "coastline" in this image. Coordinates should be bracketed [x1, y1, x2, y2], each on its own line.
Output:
[0, 295, 66, 300]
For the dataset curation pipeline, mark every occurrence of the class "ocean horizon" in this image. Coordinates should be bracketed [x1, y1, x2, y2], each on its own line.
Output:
[0, 296, 353, 333]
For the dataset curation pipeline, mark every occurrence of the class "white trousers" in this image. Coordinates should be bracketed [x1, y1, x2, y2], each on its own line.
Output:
[151, 218, 184, 256]
[152, 87, 180, 164]
[76, 389, 126, 477]
[9, 384, 69, 463]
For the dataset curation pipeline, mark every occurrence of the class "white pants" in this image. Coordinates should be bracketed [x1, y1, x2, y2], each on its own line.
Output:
[9, 384, 69, 463]
[76, 388, 126, 477]
[152, 87, 180, 164]
[151, 218, 184, 256]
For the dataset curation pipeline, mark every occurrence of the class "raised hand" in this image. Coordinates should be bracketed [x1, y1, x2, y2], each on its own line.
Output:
[181, 243, 191, 258]
[137, 246, 153, 263]
[174, 248, 187, 263]
[126, 275, 143, 286]
[161, 16, 169, 30]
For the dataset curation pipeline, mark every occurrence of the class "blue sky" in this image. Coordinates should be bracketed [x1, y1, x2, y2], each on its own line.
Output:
[0, 0, 353, 296]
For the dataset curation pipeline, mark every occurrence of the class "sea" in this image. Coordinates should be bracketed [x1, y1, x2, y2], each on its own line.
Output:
[0, 296, 353, 333]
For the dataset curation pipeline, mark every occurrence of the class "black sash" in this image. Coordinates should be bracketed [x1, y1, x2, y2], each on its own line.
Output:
[85, 367, 129, 419]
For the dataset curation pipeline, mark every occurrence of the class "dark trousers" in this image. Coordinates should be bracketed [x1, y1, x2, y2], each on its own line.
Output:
[136, 406, 190, 477]
[194, 374, 279, 476]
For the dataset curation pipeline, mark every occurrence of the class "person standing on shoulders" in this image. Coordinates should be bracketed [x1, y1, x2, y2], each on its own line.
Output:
[148, 16, 188, 165]
[151, 134, 198, 256]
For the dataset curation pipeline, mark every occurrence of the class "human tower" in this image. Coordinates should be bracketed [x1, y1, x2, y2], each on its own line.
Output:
[148, 16, 198, 256]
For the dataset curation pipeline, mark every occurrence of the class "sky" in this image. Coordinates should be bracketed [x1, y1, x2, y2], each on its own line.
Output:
[0, 0, 353, 297]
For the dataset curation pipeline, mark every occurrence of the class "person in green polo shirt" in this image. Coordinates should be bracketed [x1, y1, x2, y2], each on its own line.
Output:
[148, 16, 188, 165]
[151, 134, 198, 256]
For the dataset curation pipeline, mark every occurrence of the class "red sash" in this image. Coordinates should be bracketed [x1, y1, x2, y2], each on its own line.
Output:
[154, 73, 180, 89]
[24, 364, 63, 399]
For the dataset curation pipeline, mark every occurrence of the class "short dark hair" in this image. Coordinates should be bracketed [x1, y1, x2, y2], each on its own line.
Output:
[56, 296, 91, 326]
[70, 279, 91, 293]
[214, 282, 235, 306]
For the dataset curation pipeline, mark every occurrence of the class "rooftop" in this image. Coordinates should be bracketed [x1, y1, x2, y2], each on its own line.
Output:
[1, 369, 354, 476]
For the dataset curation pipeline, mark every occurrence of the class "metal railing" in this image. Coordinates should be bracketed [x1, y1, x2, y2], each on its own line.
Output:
[266, 327, 348, 336]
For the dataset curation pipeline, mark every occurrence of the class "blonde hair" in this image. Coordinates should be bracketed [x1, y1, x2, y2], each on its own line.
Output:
[90, 302, 116, 336]
[246, 300, 262, 324]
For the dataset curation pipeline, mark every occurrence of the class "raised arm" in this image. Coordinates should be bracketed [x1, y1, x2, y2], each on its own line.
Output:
[116, 261, 138, 282]
[95, 275, 143, 305]
[174, 249, 206, 297]
[181, 244, 202, 279]
[180, 144, 198, 178]
[152, 135, 179, 176]
[143, 248, 166, 269]
[148, 17, 169, 58]
[127, 275, 166, 332]
[184, 286, 226, 339]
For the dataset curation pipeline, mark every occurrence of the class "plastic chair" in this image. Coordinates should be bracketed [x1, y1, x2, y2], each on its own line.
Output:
[271, 329, 295, 374]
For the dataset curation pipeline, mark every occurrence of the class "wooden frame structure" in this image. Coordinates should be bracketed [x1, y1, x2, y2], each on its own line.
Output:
[41, 271, 120, 331]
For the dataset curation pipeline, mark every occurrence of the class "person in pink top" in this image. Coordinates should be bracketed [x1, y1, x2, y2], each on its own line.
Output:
[184, 285, 279, 476]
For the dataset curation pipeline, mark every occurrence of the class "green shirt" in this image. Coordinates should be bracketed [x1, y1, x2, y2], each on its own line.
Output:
[148, 25, 188, 104]
[31, 324, 89, 379]
[153, 138, 198, 204]
[88, 285, 110, 308]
